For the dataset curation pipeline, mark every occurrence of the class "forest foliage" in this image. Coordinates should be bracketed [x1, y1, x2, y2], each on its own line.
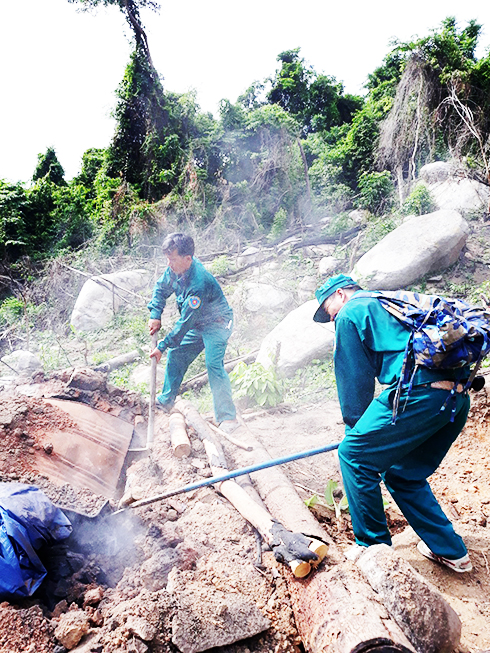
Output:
[1, 12, 490, 272]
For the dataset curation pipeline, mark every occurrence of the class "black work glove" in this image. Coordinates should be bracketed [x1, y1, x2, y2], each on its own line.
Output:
[270, 521, 319, 565]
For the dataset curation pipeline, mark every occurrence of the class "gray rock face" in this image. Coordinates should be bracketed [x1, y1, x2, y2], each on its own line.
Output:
[318, 256, 340, 276]
[256, 300, 335, 377]
[130, 363, 165, 389]
[419, 161, 454, 183]
[70, 269, 150, 332]
[427, 177, 489, 213]
[296, 275, 317, 303]
[236, 246, 267, 268]
[351, 210, 469, 289]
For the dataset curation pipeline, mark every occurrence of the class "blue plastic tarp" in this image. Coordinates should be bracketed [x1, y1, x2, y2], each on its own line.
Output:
[0, 483, 72, 599]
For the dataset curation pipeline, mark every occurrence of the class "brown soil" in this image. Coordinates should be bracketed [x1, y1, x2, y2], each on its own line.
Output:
[0, 370, 489, 653]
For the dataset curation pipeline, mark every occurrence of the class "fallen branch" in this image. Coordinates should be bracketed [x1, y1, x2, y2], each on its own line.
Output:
[290, 225, 365, 250]
[93, 349, 142, 373]
[57, 261, 147, 304]
[180, 350, 258, 393]
[207, 421, 253, 451]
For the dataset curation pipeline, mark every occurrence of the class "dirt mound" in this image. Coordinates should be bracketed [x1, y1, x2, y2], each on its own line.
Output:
[0, 370, 489, 652]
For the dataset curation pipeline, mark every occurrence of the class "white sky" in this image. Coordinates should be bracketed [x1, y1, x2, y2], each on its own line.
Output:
[2, 0, 490, 184]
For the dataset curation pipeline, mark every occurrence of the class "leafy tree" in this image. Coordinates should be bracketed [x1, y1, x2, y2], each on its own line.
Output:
[268, 49, 363, 135]
[268, 49, 312, 117]
[75, 148, 106, 188]
[0, 181, 29, 260]
[32, 147, 66, 186]
[106, 46, 184, 200]
[355, 170, 394, 215]
[69, 0, 187, 201]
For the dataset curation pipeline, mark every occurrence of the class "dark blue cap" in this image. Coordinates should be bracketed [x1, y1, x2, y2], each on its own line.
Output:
[313, 274, 357, 323]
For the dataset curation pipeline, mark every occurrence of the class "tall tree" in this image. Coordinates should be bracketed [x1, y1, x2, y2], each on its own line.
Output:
[68, 0, 159, 66]
[32, 147, 66, 186]
[68, 0, 188, 200]
[268, 49, 363, 135]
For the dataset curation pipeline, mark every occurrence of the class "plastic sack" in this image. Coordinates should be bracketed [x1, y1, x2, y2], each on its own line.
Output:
[0, 483, 72, 599]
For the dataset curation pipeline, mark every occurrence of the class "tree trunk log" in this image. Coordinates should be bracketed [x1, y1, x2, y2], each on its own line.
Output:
[93, 349, 141, 373]
[352, 544, 461, 653]
[174, 399, 326, 577]
[287, 561, 415, 653]
[220, 419, 339, 559]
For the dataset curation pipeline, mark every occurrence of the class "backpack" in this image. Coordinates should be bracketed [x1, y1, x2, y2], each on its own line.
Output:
[354, 290, 490, 421]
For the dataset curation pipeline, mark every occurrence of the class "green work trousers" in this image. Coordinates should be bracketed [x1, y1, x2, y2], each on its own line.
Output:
[338, 384, 470, 559]
[158, 322, 236, 424]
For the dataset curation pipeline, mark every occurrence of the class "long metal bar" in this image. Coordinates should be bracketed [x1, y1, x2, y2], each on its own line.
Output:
[115, 441, 341, 514]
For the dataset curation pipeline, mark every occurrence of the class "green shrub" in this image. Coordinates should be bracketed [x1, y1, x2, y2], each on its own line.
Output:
[360, 214, 401, 252]
[207, 255, 231, 276]
[356, 170, 394, 216]
[402, 184, 435, 216]
[0, 297, 24, 326]
[229, 361, 283, 407]
[268, 208, 288, 239]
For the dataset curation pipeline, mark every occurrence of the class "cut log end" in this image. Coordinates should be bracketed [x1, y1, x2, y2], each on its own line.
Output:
[290, 560, 312, 578]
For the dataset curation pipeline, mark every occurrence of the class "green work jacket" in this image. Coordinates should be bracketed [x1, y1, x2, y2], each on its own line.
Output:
[334, 292, 466, 431]
[147, 257, 232, 352]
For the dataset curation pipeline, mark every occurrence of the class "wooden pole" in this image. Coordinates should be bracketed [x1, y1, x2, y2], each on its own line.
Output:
[147, 334, 158, 447]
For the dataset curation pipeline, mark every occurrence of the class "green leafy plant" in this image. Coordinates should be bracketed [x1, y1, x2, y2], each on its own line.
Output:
[356, 170, 394, 215]
[207, 255, 231, 276]
[268, 207, 288, 240]
[305, 480, 390, 517]
[303, 480, 348, 519]
[401, 183, 435, 216]
[229, 361, 283, 407]
[323, 480, 350, 518]
[0, 297, 24, 326]
[283, 358, 336, 404]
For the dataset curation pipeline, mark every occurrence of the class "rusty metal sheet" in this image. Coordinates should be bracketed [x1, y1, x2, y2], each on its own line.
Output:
[37, 399, 134, 500]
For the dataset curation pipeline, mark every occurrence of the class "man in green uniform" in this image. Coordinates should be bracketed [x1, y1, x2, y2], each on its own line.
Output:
[313, 274, 472, 572]
[148, 233, 238, 432]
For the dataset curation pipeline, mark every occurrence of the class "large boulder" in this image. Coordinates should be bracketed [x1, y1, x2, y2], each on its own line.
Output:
[419, 161, 454, 184]
[256, 300, 335, 378]
[243, 281, 294, 313]
[0, 350, 43, 377]
[419, 163, 489, 213]
[351, 209, 469, 290]
[70, 269, 150, 333]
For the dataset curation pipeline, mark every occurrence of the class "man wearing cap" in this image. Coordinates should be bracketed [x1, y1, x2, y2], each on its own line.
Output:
[313, 274, 472, 572]
[148, 233, 238, 433]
